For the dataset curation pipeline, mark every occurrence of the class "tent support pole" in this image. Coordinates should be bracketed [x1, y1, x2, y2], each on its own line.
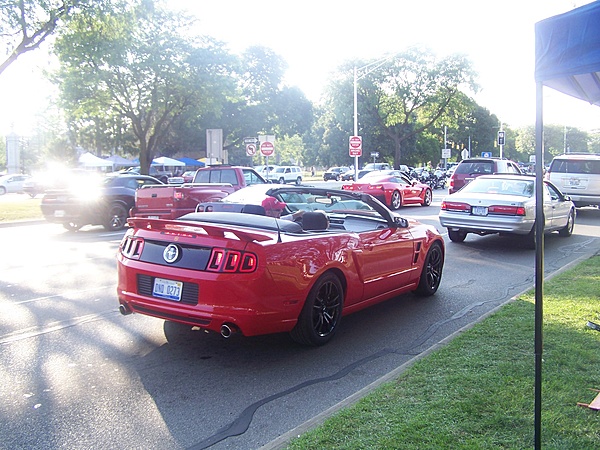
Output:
[534, 81, 545, 450]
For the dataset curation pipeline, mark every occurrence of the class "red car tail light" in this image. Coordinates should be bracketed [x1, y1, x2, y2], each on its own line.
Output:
[369, 184, 384, 191]
[121, 236, 145, 259]
[207, 248, 257, 273]
[440, 201, 470, 212]
[488, 205, 526, 216]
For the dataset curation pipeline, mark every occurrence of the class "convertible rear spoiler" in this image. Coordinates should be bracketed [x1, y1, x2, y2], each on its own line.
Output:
[127, 216, 276, 243]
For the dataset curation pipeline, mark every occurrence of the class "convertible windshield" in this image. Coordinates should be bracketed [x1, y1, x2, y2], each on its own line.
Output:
[461, 178, 534, 197]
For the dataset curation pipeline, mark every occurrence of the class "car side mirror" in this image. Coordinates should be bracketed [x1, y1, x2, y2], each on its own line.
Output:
[393, 216, 409, 228]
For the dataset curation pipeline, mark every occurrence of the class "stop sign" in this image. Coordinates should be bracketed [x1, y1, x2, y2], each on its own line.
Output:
[349, 136, 362, 157]
[260, 141, 274, 156]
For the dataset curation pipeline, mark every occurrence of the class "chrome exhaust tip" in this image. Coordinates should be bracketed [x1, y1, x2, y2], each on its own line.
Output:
[119, 303, 132, 315]
[220, 323, 237, 338]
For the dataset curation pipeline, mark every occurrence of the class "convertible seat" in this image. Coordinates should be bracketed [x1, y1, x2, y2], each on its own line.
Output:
[302, 211, 329, 231]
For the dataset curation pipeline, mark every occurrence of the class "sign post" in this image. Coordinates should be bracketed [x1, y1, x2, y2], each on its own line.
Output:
[349, 136, 362, 180]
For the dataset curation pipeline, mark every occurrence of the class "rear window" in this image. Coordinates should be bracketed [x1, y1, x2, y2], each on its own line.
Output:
[195, 169, 238, 184]
[549, 159, 600, 175]
[455, 161, 494, 175]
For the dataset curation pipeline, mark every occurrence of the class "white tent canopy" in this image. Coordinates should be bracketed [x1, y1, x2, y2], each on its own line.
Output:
[79, 152, 113, 168]
[153, 156, 185, 166]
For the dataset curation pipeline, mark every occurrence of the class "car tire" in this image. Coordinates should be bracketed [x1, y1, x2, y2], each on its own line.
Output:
[63, 222, 82, 232]
[414, 241, 444, 296]
[422, 189, 433, 206]
[295, 177, 302, 185]
[290, 272, 343, 346]
[390, 190, 402, 210]
[278, 177, 285, 184]
[0, 187, 6, 195]
[558, 209, 575, 237]
[448, 229, 467, 243]
[523, 226, 537, 250]
[104, 203, 128, 231]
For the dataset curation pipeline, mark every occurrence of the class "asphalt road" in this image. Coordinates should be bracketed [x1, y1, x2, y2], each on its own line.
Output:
[0, 190, 599, 449]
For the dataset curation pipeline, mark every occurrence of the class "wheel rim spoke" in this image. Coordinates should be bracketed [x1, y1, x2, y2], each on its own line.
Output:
[312, 281, 340, 336]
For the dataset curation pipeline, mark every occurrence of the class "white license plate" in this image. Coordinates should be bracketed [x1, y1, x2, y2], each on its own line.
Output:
[153, 277, 183, 301]
[54, 210, 65, 218]
[472, 206, 488, 216]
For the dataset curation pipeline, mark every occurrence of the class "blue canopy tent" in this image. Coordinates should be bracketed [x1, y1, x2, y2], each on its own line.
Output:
[534, 2, 600, 447]
[177, 157, 205, 167]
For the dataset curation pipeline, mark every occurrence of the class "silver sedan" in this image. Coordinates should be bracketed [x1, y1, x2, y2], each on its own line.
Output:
[439, 174, 575, 247]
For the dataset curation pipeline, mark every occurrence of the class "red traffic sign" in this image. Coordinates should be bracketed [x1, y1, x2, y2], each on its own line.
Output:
[260, 141, 274, 156]
[349, 135, 362, 157]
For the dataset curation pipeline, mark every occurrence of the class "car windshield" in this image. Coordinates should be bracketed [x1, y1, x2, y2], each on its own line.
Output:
[461, 177, 534, 197]
[220, 185, 377, 214]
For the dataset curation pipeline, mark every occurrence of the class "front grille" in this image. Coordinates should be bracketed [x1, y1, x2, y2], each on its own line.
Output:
[137, 274, 199, 305]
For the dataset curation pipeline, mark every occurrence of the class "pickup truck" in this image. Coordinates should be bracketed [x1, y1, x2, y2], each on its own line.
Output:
[131, 165, 268, 220]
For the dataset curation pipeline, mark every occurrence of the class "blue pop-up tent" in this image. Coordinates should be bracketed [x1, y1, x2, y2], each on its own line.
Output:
[533, 2, 600, 447]
[177, 157, 205, 167]
[535, 1, 600, 104]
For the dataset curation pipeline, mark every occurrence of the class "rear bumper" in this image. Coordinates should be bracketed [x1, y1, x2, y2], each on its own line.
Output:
[439, 211, 533, 235]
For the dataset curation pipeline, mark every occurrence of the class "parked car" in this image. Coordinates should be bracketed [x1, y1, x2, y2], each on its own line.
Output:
[125, 166, 172, 183]
[41, 173, 163, 231]
[545, 153, 600, 207]
[323, 166, 349, 181]
[363, 162, 391, 171]
[0, 174, 30, 195]
[448, 157, 522, 194]
[342, 168, 374, 181]
[439, 174, 575, 248]
[272, 166, 303, 184]
[117, 185, 445, 346]
[254, 165, 279, 181]
[341, 173, 433, 209]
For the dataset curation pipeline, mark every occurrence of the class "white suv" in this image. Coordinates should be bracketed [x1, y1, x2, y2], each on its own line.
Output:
[546, 153, 600, 207]
[272, 166, 303, 184]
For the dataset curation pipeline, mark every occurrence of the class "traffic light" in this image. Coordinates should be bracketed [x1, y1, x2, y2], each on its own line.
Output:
[497, 131, 505, 146]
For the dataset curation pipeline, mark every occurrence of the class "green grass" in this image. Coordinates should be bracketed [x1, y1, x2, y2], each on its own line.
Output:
[0, 196, 43, 222]
[287, 256, 600, 449]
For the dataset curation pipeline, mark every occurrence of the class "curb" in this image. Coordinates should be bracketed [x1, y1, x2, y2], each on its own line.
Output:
[0, 219, 46, 228]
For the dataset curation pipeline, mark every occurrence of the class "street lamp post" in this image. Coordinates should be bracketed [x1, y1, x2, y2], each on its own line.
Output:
[352, 54, 398, 180]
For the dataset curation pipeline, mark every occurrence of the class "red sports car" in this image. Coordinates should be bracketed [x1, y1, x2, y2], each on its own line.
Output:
[342, 173, 432, 210]
[117, 186, 444, 346]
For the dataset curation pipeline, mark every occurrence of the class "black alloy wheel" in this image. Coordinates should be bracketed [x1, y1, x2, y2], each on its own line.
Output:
[104, 203, 128, 231]
[414, 242, 444, 296]
[290, 272, 343, 346]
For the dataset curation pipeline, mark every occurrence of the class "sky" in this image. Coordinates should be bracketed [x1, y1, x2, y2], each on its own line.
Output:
[2, 0, 600, 137]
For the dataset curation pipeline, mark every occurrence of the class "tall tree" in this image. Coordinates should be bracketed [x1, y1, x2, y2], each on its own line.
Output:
[53, 1, 232, 174]
[320, 48, 477, 168]
[0, 0, 119, 75]
[368, 48, 478, 165]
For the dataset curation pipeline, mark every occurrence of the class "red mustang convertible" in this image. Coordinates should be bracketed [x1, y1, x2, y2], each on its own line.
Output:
[117, 186, 444, 346]
[342, 171, 432, 210]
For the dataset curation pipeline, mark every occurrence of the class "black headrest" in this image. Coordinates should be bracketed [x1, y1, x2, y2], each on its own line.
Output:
[302, 211, 328, 231]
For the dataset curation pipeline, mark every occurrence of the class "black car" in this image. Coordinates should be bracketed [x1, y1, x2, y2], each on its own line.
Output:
[41, 174, 163, 231]
[323, 166, 349, 181]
